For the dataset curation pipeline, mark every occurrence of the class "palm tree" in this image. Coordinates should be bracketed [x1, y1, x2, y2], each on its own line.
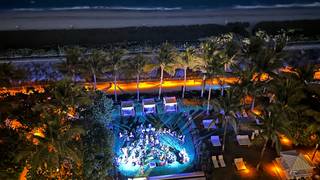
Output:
[212, 87, 241, 152]
[269, 73, 320, 146]
[243, 31, 287, 77]
[255, 73, 306, 170]
[16, 80, 91, 179]
[47, 80, 91, 110]
[80, 50, 106, 90]
[144, 42, 177, 99]
[295, 63, 317, 85]
[126, 53, 150, 101]
[173, 45, 199, 98]
[103, 48, 126, 102]
[56, 47, 83, 82]
[198, 38, 225, 114]
[238, 31, 287, 110]
[255, 104, 288, 170]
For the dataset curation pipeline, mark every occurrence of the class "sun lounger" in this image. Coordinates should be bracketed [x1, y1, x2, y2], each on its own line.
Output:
[210, 136, 221, 147]
[202, 119, 216, 129]
[236, 135, 251, 146]
[234, 158, 246, 171]
[218, 155, 226, 167]
[211, 156, 219, 168]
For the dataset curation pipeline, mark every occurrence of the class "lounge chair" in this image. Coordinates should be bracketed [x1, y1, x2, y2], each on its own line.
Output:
[234, 158, 246, 171]
[210, 136, 221, 147]
[211, 156, 219, 168]
[202, 119, 216, 129]
[236, 135, 251, 146]
[218, 155, 226, 167]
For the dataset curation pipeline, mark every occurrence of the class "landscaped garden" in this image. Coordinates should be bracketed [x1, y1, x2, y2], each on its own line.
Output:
[0, 31, 319, 179]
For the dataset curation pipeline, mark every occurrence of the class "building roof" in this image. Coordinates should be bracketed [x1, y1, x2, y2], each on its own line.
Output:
[280, 150, 313, 171]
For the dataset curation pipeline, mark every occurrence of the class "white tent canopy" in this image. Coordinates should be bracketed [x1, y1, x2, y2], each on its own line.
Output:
[121, 100, 135, 116]
[163, 96, 177, 112]
[277, 150, 314, 179]
[280, 150, 313, 171]
[143, 98, 156, 114]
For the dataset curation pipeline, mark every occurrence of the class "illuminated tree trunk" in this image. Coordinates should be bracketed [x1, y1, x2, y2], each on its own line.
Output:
[136, 73, 140, 101]
[222, 116, 229, 152]
[182, 67, 187, 98]
[201, 74, 206, 98]
[251, 96, 255, 111]
[256, 137, 268, 170]
[158, 65, 164, 99]
[114, 72, 117, 102]
[92, 67, 97, 90]
[206, 85, 212, 115]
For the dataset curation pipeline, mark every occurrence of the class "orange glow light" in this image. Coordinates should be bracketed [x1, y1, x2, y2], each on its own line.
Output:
[0, 77, 240, 97]
[19, 166, 28, 180]
[239, 165, 256, 178]
[67, 107, 76, 118]
[252, 73, 270, 82]
[33, 127, 45, 138]
[265, 163, 285, 178]
[6, 119, 23, 130]
[242, 95, 253, 105]
[279, 134, 292, 146]
[314, 70, 320, 80]
[251, 108, 262, 116]
[279, 66, 298, 75]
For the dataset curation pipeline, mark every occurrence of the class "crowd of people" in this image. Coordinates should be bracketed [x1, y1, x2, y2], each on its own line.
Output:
[116, 123, 189, 173]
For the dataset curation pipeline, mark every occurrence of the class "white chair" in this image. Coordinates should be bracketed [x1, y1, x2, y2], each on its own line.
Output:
[234, 158, 246, 171]
[211, 136, 221, 147]
[218, 155, 226, 167]
[236, 135, 251, 146]
[211, 156, 219, 168]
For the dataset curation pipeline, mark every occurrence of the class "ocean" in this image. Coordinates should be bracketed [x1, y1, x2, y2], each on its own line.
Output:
[0, 0, 319, 11]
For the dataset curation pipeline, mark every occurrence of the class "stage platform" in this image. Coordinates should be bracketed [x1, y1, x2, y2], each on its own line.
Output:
[148, 171, 206, 180]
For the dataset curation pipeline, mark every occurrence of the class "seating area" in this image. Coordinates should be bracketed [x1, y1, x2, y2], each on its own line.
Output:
[212, 155, 226, 168]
